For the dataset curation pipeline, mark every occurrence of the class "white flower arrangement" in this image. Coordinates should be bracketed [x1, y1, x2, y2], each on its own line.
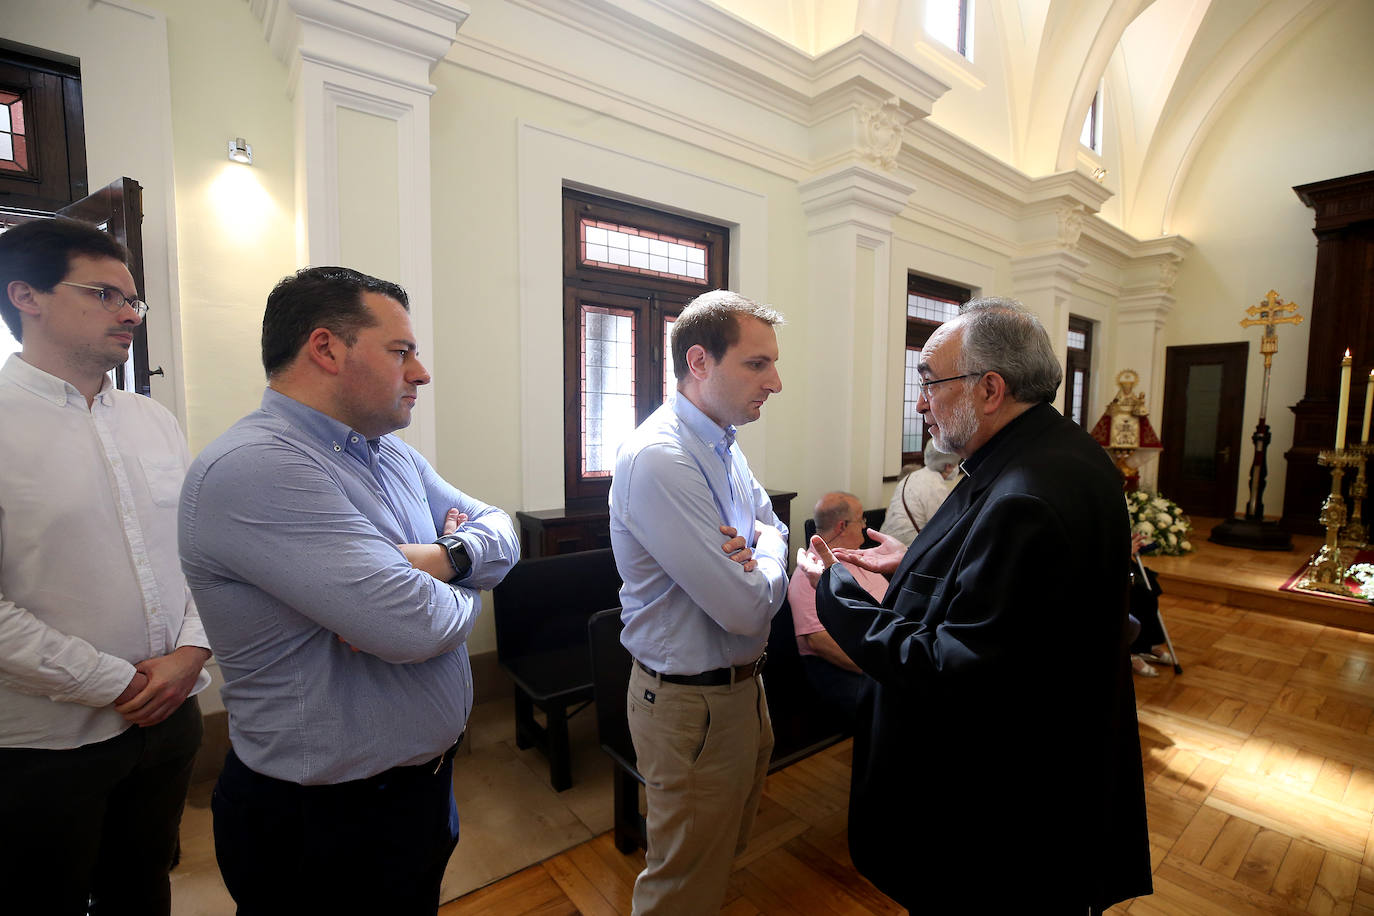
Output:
[1347, 564, 1374, 601]
[1126, 490, 1194, 556]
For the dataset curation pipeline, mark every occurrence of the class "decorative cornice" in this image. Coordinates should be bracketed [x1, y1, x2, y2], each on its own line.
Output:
[250, 0, 468, 91]
[1009, 249, 1091, 293]
[798, 164, 917, 233]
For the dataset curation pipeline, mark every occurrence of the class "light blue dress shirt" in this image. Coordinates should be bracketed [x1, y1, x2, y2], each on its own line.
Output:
[179, 389, 518, 785]
[609, 395, 788, 675]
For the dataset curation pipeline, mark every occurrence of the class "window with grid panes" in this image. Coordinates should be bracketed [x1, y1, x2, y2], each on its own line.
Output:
[562, 189, 728, 508]
[903, 274, 970, 466]
[1064, 315, 1093, 426]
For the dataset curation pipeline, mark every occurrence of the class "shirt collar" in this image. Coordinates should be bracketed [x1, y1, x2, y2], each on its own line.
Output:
[672, 393, 736, 459]
[260, 387, 375, 464]
[2, 353, 114, 408]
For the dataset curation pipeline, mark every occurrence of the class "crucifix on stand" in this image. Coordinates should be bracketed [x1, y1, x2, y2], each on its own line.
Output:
[1210, 290, 1300, 550]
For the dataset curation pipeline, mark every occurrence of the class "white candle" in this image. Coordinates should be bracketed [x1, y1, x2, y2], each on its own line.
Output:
[1336, 349, 1352, 450]
[1363, 369, 1373, 444]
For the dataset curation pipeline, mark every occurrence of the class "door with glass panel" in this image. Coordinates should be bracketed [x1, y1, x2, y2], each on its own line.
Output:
[1157, 342, 1248, 517]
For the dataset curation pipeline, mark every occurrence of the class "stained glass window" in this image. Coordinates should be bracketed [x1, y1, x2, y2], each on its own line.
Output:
[563, 190, 729, 506]
[908, 293, 960, 324]
[903, 274, 970, 465]
[0, 91, 28, 173]
[662, 316, 676, 402]
[580, 305, 637, 477]
[903, 347, 925, 455]
[581, 218, 709, 284]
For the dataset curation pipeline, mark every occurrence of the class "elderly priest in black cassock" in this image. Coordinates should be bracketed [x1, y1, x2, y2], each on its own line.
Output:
[801, 298, 1151, 914]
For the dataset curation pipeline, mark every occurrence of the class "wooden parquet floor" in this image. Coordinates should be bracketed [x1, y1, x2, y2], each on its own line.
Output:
[441, 594, 1374, 915]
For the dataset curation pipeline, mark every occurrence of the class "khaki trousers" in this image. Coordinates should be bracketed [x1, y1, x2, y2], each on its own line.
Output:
[627, 662, 774, 916]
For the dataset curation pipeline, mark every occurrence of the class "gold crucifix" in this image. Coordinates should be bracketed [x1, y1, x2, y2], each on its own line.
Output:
[1240, 289, 1303, 366]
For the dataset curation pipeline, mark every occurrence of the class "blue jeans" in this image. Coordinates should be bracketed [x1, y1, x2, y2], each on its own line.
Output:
[212, 743, 461, 915]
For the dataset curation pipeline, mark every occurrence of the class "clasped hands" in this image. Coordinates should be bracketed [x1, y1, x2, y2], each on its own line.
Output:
[795, 527, 905, 587]
[719, 520, 787, 572]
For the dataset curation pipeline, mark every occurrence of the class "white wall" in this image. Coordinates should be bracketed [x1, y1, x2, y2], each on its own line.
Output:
[1167, 0, 1374, 515]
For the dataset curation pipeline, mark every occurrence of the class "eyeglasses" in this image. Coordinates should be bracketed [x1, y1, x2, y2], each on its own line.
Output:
[59, 281, 149, 319]
[916, 372, 980, 396]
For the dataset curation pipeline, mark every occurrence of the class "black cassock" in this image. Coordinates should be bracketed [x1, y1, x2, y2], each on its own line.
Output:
[818, 402, 1152, 913]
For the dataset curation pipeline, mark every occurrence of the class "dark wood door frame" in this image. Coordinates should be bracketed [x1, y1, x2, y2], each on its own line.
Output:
[1158, 342, 1249, 518]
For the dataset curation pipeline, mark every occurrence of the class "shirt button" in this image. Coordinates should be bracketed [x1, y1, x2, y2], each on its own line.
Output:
[350, 436, 358, 443]
[333, 443, 342, 452]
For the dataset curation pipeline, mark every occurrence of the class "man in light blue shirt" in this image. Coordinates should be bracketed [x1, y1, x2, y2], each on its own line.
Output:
[179, 267, 518, 913]
[610, 289, 788, 914]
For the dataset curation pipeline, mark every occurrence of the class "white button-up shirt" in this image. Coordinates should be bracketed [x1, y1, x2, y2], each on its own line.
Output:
[0, 355, 209, 749]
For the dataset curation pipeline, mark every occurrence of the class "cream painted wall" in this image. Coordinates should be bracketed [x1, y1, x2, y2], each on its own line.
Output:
[427, 63, 813, 655]
[1166, 0, 1374, 517]
[138, 0, 297, 453]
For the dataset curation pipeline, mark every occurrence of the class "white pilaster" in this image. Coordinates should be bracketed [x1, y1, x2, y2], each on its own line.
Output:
[251, 0, 469, 462]
[797, 164, 916, 507]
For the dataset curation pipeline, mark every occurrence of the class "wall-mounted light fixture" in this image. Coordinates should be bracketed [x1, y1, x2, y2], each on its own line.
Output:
[228, 138, 253, 165]
[1092, 166, 1108, 183]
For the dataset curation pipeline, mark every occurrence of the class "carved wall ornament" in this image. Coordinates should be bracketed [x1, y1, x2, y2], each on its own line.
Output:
[859, 97, 911, 171]
[1158, 258, 1179, 290]
[1056, 203, 1085, 249]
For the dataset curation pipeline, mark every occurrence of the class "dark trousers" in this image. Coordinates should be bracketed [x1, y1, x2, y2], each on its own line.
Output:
[212, 742, 461, 915]
[801, 654, 864, 726]
[0, 696, 203, 916]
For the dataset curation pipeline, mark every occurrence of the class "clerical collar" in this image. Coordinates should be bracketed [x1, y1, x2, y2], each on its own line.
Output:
[958, 402, 1045, 478]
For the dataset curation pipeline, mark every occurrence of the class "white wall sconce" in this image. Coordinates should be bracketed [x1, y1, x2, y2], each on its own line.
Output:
[228, 138, 253, 165]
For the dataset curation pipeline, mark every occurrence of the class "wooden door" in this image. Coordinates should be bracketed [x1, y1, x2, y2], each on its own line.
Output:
[59, 178, 149, 395]
[1158, 342, 1249, 517]
[1, 177, 149, 394]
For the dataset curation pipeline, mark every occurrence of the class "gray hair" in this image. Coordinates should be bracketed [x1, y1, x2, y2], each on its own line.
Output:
[954, 297, 1062, 404]
[922, 439, 958, 473]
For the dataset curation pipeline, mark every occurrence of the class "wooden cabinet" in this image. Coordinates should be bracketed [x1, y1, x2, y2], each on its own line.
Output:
[1282, 172, 1374, 534]
[518, 489, 797, 558]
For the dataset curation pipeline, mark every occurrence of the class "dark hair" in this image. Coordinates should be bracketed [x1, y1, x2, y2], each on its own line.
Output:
[0, 219, 128, 343]
[671, 289, 783, 380]
[956, 297, 1063, 404]
[261, 267, 410, 376]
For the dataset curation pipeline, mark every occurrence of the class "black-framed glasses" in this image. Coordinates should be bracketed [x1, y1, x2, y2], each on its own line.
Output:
[916, 372, 980, 396]
[59, 281, 149, 319]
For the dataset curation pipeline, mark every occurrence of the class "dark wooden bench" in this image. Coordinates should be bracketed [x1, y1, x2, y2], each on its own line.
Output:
[588, 597, 851, 852]
[492, 548, 622, 791]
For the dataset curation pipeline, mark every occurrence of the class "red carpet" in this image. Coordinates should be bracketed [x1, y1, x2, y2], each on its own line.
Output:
[1279, 547, 1374, 605]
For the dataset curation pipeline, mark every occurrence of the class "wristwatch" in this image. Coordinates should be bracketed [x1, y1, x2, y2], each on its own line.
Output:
[434, 534, 472, 580]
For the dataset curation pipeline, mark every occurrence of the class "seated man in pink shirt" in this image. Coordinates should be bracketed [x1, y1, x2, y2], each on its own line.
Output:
[788, 492, 887, 723]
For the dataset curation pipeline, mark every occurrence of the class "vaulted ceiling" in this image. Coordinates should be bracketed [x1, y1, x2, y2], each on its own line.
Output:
[709, 0, 1335, 237]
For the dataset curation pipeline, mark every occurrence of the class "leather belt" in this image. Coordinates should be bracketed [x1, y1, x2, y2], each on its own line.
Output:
[637, 653, 766, 686]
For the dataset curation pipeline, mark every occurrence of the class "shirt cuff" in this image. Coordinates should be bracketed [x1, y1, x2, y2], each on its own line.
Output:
[67, 654, 139, 707]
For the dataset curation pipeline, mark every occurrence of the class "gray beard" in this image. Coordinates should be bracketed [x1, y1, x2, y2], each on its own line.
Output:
[933, 396, 978, 454]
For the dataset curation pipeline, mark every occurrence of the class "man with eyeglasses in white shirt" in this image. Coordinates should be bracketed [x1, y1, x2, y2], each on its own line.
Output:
[0, 218, 212, 916]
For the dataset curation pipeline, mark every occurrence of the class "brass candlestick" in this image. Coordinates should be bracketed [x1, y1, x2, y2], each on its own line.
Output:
[1344, 443, 1371, 546]
[1299, 447, 1359, 595]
